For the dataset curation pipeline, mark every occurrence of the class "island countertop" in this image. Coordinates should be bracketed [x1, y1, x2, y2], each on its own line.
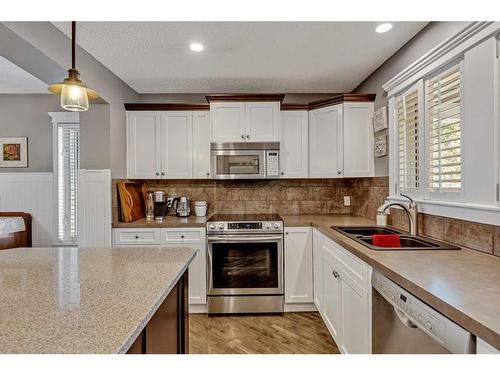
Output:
[0, 246, 196, 354]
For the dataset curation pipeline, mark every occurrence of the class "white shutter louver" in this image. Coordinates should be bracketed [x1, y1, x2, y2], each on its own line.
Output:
[57, 124, 80, 243]
[426, 67, 462, 192]
[396, 89, 419, 192]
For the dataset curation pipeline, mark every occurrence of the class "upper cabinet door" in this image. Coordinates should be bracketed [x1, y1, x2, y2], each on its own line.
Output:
[210, 102, 246, 142]
[127, 111, 162, 179]
[162, 111, 193, 179]
[280, 111, 308, 178]
[343, 102, 374, 177]
[192, 111, 211, 179]
[245, 102, 280, 142]
[309, 105, 344, 178]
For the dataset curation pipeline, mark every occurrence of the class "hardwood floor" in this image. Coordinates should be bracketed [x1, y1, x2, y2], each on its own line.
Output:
[189, 312, 340, 354]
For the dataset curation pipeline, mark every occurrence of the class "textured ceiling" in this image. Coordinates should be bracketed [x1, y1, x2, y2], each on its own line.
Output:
[0, 56, 49, 94]
[52, 22, 428, 94]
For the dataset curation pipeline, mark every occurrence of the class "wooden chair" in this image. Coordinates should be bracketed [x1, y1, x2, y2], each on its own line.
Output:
[0, 212, 32, 250]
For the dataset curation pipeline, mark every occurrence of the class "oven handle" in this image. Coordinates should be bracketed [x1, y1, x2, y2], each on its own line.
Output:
[207, 235, 283, 242]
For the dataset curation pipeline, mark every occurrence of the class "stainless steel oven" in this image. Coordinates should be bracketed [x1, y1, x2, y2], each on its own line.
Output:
[206, 214, 284, 314]
[210, 142, 280, 180]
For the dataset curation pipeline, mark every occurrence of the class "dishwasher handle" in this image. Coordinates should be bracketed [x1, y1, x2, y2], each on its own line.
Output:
[393, 306, 418, 328]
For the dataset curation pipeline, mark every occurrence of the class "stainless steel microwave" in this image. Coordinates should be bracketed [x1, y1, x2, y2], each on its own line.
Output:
[210, 142, 280, 180]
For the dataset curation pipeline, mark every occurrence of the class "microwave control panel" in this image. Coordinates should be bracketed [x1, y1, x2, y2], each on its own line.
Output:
[266, 151, 280, 178]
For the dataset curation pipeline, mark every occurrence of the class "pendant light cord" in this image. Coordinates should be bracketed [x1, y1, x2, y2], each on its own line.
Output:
[71, 21, 76, 69]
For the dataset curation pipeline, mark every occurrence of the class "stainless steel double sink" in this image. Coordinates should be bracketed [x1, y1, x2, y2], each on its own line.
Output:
[332, 226, 460, 251]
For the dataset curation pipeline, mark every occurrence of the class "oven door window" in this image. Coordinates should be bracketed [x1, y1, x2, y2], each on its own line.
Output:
[211, 242, 279, 289]
[216, 154, 261, 175]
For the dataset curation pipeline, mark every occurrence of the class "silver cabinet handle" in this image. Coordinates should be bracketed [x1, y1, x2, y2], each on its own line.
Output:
[241, 134, 245, 139]
[246, 134, 250, 139]
[332, 270, 339, 278]
[337, 171, 342, 175]
[161, 172, 165, 176]
[206, 172, 210, 176]
[155, 172, 160, 176]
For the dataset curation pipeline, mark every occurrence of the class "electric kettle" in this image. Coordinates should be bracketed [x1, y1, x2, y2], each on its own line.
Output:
[172, 196, 190, 217]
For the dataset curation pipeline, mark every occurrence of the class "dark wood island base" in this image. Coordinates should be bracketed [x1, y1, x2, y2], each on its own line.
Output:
[127, 271, 189, 354]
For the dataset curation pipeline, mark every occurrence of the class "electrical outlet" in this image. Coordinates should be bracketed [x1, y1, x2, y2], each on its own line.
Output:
[343, 196, 351, 206]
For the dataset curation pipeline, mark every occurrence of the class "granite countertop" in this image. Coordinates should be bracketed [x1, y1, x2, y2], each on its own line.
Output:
[0, 246, 196, 353]
[112, 216, 208, 228]
[282, 214, 500, 350]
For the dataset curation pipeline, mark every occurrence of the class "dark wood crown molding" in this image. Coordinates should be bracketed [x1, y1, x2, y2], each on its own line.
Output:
[280, 103, 310, 111]
[205, 94, 286, 103]
[124, 103, 209, 111]
[306, 94, 376, 110]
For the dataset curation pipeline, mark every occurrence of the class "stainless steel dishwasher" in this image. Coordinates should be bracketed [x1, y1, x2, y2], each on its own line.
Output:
[372, 271, 476, 354]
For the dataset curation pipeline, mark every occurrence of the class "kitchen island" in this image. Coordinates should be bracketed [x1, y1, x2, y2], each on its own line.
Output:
[0, 246, 196, 354]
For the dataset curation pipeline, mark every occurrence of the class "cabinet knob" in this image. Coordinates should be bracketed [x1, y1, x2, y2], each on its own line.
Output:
[285, 232, 289, 235]
[206, 172, 210, 176]
[135, 235, 139, 239]
[332, 270, 339, 278]
[155, 172, 160, 176]
[241, 134, 245, 139]
[246, 134, 250, 139]
[181, 235, 185, 239]
[280, 172, 284, 176]
[337, 170, 342, 175]
[161, 172, 165, 176]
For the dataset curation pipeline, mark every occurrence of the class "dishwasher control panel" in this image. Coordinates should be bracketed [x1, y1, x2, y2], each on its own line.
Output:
[372, 272, 474, 354]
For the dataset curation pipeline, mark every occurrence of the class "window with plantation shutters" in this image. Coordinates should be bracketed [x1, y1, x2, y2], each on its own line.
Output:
[426, 66, 462, 193]
[396, 88, 419, 192]
[57, 124, 80, 244]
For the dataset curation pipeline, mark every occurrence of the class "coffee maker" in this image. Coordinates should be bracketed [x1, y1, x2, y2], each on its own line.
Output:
[172, 196, 190, 217]
[153, 191, 167, 221]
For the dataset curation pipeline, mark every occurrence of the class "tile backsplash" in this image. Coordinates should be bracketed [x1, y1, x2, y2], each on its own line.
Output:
[112, 176, 500, 258]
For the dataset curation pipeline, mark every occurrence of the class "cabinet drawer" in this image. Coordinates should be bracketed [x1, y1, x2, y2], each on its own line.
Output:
[161, 228, 205, 243]
[322, 237, 369, 290]
[114, 228, 161, 246]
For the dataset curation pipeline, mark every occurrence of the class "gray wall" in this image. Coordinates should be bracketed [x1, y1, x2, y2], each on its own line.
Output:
[353, 22, 470, 176]
[79, 104, 111, 170]
[0, 94, 60, 172]
[1, 22, 140, 176]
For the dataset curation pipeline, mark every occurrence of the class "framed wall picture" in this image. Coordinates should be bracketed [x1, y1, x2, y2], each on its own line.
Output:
[373, 106, 388, 133]
[374, 134, 388, 158]
[0, 138, 28, 168]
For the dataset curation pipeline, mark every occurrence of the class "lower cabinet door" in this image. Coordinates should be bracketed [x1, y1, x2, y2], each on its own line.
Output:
[340, 274, 370, 354]
[322, 256, 343, 344]
[163, 242, 206, 306]
[284, 227, 313, 303]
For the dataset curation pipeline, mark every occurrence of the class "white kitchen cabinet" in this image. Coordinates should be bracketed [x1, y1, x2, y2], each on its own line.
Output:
[245, 102, 280, 141]
[343, 102, 374, 177]
[280, 111, 308, 178]
[210, 101, 279, 142]
[210, 102, 246, 142]
[322, 251, 343, 344]
[315, 229, 372, 354]
[112, 227, 207, 308]
[162, 112, 193, 179]
[127, 111, 163, 179]
[309, 105, 344, 177]
[477, 338, 500, 354]
[192, 111, 211, 178]
[284, 227, 313, 304]
[312, 228, 324, 310]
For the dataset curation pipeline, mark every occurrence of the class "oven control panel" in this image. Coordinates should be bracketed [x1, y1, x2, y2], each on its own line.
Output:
[207, 221, 283, 233]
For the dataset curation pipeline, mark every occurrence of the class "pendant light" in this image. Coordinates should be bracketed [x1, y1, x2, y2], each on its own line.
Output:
[49, 21, 99, 111]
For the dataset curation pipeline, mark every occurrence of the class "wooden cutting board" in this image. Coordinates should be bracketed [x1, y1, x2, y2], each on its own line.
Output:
[117, 181, 147, 223]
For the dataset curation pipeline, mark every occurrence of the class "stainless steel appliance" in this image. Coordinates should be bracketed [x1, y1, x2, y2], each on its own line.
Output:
[172, 196, 190, 217]
[210, 142, 280, 180]
[206, 214, 284, 314]
[153, 191, 167, 221]
[372, 271, 475, 354]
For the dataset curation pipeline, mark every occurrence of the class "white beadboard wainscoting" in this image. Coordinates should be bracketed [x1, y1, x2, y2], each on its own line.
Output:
[78, 169, 112, 248]
[0, 173, 54, 246]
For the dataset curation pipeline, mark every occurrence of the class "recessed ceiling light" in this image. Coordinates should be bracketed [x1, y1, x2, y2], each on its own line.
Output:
[375, 23, 393, 33]
[189, 43, 204, 52]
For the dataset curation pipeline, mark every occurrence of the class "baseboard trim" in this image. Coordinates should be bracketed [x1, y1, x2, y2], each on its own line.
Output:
[189, 304, 208, 314]
[284, 303, 317, 312]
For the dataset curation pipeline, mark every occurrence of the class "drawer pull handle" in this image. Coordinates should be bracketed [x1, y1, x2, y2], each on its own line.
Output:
[135, 235, 139, 239]
[332, 270, 339, 278]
